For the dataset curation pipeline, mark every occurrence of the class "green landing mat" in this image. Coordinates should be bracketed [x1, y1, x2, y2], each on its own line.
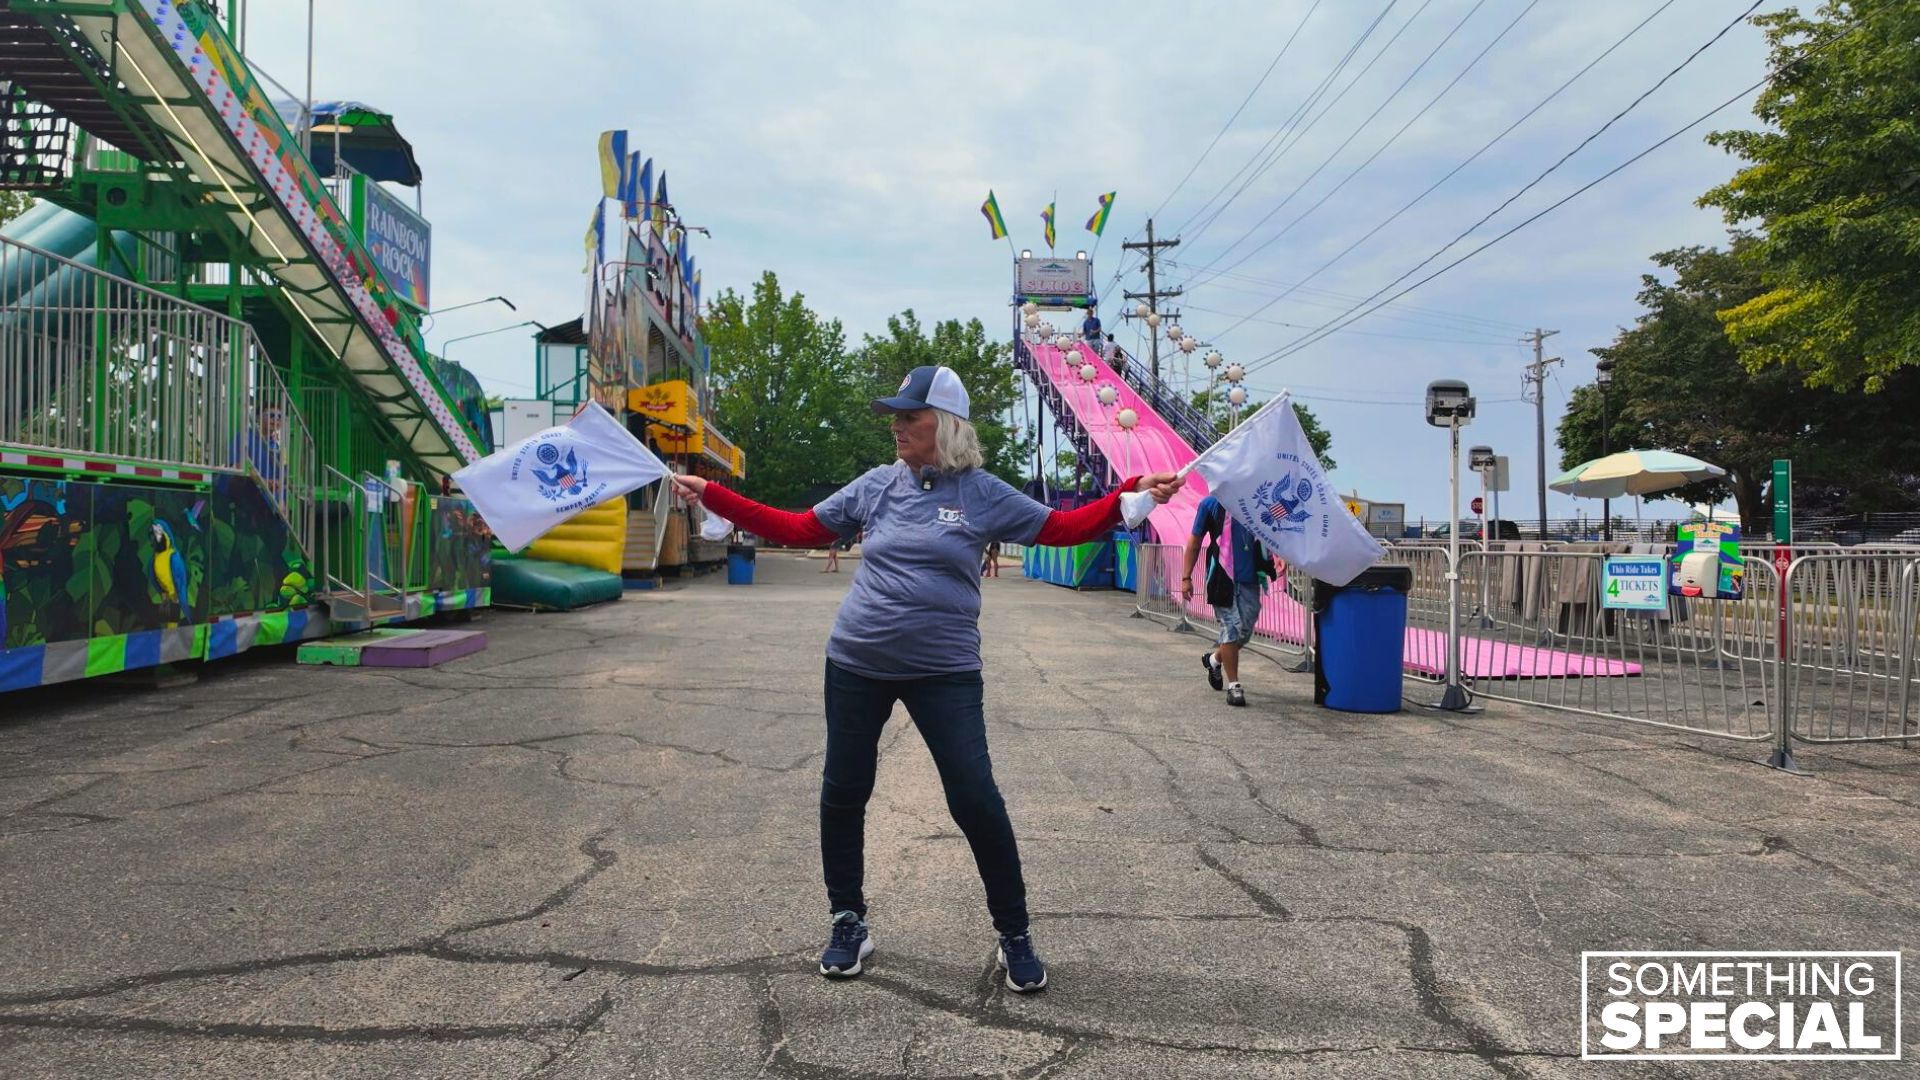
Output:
[297, 628, 424, 667]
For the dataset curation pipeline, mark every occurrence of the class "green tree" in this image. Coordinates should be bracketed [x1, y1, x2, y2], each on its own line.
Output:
[852, 311, 1030, 484]
[705, 272, 865, 507]
[0, 192, 34, 227]
[1051, 450, 1089, 493]
[1699, 1, 1920, 389]
[1558, 242, 1791, 528]
[1187, 387, 1336, 468]
[1559, 240, 1920, 530]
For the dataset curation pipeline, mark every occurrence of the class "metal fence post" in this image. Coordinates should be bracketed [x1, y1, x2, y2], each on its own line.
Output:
[1765, 555, 1803, 773]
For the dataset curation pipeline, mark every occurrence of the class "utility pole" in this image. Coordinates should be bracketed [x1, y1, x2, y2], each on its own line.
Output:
[1121, 218, 1182, 383]
[1521, 328, 1561, 540]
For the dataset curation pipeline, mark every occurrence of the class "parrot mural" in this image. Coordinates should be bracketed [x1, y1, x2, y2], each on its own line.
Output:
[149, 520, 192, 624]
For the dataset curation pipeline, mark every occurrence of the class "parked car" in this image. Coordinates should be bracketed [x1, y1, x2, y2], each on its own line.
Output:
[1427, 519, 1523, 541]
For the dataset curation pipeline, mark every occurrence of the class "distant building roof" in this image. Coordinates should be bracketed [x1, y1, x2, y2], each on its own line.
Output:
[535, 317, 586, 345]
[272, 100, 423, 186]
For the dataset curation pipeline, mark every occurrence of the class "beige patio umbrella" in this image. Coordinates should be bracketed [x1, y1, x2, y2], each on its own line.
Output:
[1551, 450, 1727, 534]
[1550, 449, 1726, 498]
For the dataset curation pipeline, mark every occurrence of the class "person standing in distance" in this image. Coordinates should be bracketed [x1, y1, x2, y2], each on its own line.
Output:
[674, 364, 1183, 992]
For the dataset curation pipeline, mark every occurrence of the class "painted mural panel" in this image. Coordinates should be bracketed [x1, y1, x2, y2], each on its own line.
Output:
[1, 477, 88, 648]
[1, 478, 212, 648]
[88, 484, 210, 635]
[430, 496, 492, 592]
[209, 473, 312, 616]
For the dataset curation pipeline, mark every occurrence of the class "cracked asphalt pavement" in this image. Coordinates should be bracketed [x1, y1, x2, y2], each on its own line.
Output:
[1, 555, 1916, 1078]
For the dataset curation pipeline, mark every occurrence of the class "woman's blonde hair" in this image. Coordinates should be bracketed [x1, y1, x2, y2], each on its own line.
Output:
[934, 409, 985, 473]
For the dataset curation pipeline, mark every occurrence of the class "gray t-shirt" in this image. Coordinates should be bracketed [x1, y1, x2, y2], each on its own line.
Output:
[813, 463, 1053, 679]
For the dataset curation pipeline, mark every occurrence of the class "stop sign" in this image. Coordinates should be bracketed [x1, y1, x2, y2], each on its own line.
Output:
[1470, 496, 1484, 514]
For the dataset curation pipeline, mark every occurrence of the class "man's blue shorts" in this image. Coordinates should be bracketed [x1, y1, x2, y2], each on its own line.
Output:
[1215, 580, 1263, 646]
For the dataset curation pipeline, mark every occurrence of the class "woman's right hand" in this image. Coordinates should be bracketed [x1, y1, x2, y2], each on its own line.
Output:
[1180, 575, 1193, 601]
[672, 474, 708, 506]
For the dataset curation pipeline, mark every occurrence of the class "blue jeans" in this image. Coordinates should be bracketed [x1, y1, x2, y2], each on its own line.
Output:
[821, 659, 1029, 934]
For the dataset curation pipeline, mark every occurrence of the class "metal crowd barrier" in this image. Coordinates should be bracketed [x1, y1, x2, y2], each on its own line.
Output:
[1123, 539, 1920, 765]
[1454, 550, 1778, 742]
[1132, 543, 1312, 667]
[1780, 554, 1920, 746]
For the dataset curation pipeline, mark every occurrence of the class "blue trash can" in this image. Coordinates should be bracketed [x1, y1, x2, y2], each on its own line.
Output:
[1312, 565, 1411, 713]
[726, 543, 756, 585]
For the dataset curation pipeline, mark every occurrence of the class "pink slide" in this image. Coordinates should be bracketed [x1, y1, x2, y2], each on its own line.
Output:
[1026, 341, 1638, 681]
[1026, 340, 1209, 543]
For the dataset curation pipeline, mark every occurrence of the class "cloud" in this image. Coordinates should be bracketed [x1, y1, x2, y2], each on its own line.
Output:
[236, 0, 1786, 517]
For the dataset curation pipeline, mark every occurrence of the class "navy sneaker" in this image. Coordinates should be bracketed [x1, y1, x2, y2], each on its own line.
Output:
[997, 931, 1047, 992]
[1226, 685, 1247, 707]
[1203, 651, 1223, 691]
[819, 910, 873, 978]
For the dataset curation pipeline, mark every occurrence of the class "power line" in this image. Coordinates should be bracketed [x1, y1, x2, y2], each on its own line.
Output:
[1171, 1, 1405, 244]
[1181, 302, 1525, 347]
[1244, 74, 1785, 377]
[1190, 0, 1513, 283]
[1191, 0, 1546, 310]
[1239, 0, 1770, 378]
[1194, 0, 1676, 334]
[1166, 260, 1535, 336]
[1291, 393, 1530, 406]
[1179, 0, 1421, 252]
[1143, 0, 1326, 226]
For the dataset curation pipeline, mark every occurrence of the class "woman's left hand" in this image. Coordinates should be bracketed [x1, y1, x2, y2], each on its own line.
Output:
[1138, 472, 1184, 504]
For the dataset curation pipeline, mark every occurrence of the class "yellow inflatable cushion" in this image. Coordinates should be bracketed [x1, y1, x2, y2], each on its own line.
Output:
[526, 496, 627, 575]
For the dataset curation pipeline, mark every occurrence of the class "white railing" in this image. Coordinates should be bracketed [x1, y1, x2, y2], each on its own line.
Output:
[0, 233, 317, 558]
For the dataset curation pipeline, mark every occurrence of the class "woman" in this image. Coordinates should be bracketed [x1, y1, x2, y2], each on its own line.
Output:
[674, 364, 1181, 993]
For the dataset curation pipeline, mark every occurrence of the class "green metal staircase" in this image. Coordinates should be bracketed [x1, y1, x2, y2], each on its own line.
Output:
[3, 0, 485, 477]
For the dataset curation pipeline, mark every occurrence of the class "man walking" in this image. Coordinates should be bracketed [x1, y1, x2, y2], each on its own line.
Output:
[1180, 494, 1272, 707]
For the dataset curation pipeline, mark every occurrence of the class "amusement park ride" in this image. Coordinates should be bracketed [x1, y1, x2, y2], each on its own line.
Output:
[0, 0, 731, 693]
[1011, 249, 1215, 589]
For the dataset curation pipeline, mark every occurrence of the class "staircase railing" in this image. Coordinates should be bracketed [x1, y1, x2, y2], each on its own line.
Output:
[317, 465, 413, 620]
[1102, 345, 1218, 452]
[0, 232, 318, 556]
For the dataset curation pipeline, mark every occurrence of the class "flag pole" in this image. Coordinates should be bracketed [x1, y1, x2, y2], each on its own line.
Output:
[1089, 194, 1110, 265]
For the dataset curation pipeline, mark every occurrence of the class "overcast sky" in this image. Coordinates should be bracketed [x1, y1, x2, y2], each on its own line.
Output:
[246, 0, 1783, 521]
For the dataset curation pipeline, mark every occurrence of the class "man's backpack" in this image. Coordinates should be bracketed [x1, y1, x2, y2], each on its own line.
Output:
[1203, 503, 1274, 606]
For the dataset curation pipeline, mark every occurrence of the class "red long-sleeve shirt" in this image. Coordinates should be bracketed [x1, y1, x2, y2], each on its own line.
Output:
[700, 474, 1145, 548]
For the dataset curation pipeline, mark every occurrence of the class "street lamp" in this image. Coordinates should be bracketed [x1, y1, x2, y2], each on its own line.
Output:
[440, 319, 548, 362]
[1425, 379, 1480, 713]
[1470, 444, 1496, 627]
[428, 295, 516, 317]
[1470, 444, 1495, 545]
[1596, 359, 1615, 541]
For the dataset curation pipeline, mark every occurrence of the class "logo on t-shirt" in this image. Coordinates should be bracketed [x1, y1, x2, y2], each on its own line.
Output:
[937, 506, 966, 525]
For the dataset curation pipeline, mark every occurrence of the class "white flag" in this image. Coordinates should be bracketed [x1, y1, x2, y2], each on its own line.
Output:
[452, 402, 668, 552]
[1188, 392, 1381, 586]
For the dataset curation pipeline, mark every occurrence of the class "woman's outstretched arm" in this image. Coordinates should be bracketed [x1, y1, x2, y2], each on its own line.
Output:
[1031, 471, 1182, 546]
[674, 476, 840, 548]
